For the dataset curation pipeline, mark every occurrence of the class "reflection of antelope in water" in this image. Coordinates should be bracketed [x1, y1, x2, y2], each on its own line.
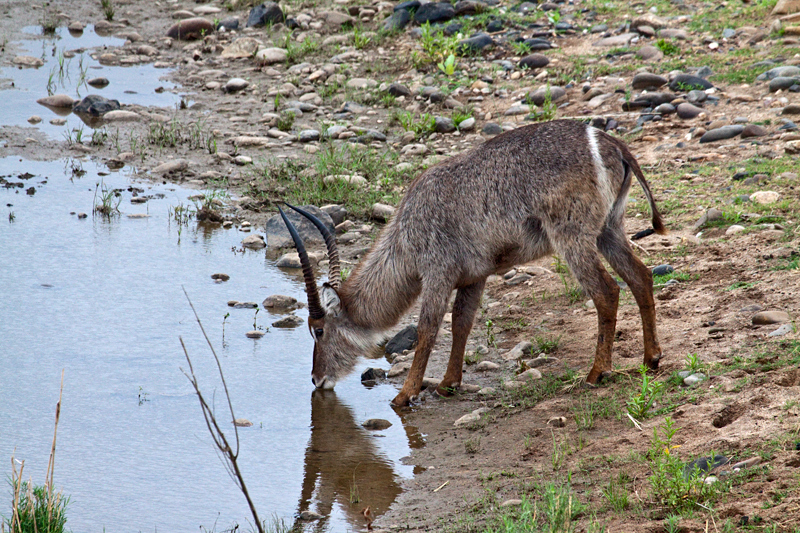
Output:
[294, 390, 422, 532]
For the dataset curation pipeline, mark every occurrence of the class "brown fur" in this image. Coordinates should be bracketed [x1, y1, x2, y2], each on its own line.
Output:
[305, 120, 665, 405]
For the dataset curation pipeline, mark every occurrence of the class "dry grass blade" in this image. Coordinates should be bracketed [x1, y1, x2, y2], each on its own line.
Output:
[180, 287, 263, 533]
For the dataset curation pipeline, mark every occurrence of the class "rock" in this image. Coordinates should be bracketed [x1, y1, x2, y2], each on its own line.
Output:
[395, 0, 421, 12]
[769, 77, 800, 92]
[752, 311, 791, 325]
[12, 56, 44, 67]
[434, 116, 456, 133]
[632, 73, 668, 90]
[676, 103, 703, 119]
[458, 33, 493, 54]
[245, 330, 265, 338]
[27, 116, 41, 124]
[362, 419, 392, 430]
[637, 45, 663, 61]
[166, 18, 214, 40]
[593, 33, 638, 47]
[684, 373, 706, 387]
[758, 66, 800, 81]
[361, 367, 387, 382]
[518, 368, 542, 381]
[652, 264, 674, 276]
[547, 416, 567, 427]
[276, 253, 303, 268]
[36, 94, 75, 108]
[298, 129, 320, 142]
[224, 78, 250, 93]
[522, 37, 552, 51]
[103, 110, 140, 122]
[482, 123, 503, 135]
[242, 234, 266, 249]
[475, 361, 499, 371]
[211, 273, 230, 282]
[726, 225, 745, 235]
[741, 124, 768, 138]
[504, 104, 530, 116]
[773, 0, 800, 15]
[255, 47, 288, 65]
[216, 18, 239, 31]
[519, 53, 549, 70]
[458, 117, 475, 130]
[782, 104, 800, 115]
[371, 203, 396, 221]
[454, 412, 481, 427]
[414, 2, 455, 24]
[694, 207, 724, 229]
[527, 86, 566, 106]
[87, 77, 109, 88]
[388, 361, 411, 377]
[320, 10, 354, 26]
[768, 323, 793, 337]
[669, 74, 713, 92]
[263, 295, 300, 310]
[320, 204, 347, 226]
[152, 159, 188, 174]
[386, 325, 418, 354]
[264, 204, 335, 248]
[72, 95, 120, 116]
[299, 511, 323, 521]
[751, 191, 780, 204]
[233, 418, 253, 427]
[502, 341, 532, 361]
[247, 2, 284, 27]
[387, 83, 412, 97]
[699, 125, 744, 143]
[221, 37, 260, 59]
[383, 9, 411, 31]
[272, 315, 304, 328]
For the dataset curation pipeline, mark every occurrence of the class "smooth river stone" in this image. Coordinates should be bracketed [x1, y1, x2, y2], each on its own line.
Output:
[699, 125, 744, 143]
[752, 311, 791, 325]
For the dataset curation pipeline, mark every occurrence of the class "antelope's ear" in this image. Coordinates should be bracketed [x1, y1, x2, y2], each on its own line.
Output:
[321, 283, 341, 316]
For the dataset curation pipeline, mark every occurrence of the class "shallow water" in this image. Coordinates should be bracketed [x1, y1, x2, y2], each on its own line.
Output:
[0, 157, 419, 532]
[0, 25, 183, 138]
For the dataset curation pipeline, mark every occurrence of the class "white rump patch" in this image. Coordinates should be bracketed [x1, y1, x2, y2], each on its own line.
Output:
[586, 126, 616, 211]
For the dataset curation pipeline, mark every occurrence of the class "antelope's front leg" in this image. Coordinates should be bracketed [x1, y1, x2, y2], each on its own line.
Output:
[436, 280, 486, 397]
[392, 291, 448, 407]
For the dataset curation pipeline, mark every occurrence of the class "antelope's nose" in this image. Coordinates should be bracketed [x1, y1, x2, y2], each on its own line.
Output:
[312, 375, 335, 389]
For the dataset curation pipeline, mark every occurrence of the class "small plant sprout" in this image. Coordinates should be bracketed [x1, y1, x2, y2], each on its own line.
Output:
[100, 0, 115, 21]
[93, 181, 121, 217]
[138, 386, 149, 405]
[437, 53, 457, 76]
[627, 365, 664, 421]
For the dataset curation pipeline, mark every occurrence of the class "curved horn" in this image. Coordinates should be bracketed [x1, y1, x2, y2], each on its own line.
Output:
[285, 203, 341, 289]
[278, 206, 325, 320]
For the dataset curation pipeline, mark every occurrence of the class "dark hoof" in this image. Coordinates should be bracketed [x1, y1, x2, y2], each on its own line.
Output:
[435, 384, 459, 398]
[645, 354, 662, 371]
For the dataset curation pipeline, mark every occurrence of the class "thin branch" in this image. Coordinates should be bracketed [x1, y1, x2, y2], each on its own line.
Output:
[180, 288, 263, 533]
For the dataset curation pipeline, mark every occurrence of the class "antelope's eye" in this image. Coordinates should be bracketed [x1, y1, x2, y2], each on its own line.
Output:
[314, 328, 324, 339]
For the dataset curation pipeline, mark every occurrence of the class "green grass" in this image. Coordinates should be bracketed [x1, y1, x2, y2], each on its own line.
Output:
[5, 481, 69, 533]
[626, 365, 665, 420]
[484, 483, 585, 533]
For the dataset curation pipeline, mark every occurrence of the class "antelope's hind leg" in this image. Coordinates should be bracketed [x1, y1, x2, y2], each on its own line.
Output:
[556, 237, 620, 385]
[598, 226, 662, 370]
[436, 279, 486, 398]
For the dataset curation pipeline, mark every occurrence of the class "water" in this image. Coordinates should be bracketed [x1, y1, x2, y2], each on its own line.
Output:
[0, 157, 421, 532]
[0, 25, 183, 138]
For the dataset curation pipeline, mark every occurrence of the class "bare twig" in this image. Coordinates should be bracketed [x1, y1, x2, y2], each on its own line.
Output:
[46, 370, 64, 526]
[180, 287, 263, 533]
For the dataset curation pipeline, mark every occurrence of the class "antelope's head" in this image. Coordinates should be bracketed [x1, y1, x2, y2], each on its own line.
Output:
[279, 204, 374, 390]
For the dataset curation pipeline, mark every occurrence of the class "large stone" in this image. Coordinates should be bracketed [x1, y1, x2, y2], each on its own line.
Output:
[386, 325, 418, 354]
[382, 9, 411, 31]
[757, 66, 800, 81]
[247, 2, 284, 27]
[773, 0, 800, 15]
[741, 124, 768, 138]
[272, 315, 304, 328]
[221, 37, 261, 58]
[518, 53, 549, 70]
[36, 94, 75, 108]
[769, 76, 800, 92]
[676, 102, 704, 119]
[593, 33, 637, 47]
[263, 294, 300, 310]
[750, 190, 780, 204]
[102, 110, 140, 122]
[166, 18, 214, 40]
[699, 125, 744, 143]
[669, 74, 713, 92]
[242, 234, 266, 249]
[255, 47, 288, 65]
[752, 311, 791, 325]
[632, 72, 668, 90]
[414, 2, 455, 24]
[224, 78, 250, 93]
[319, 10, 354, 27]
[362, 419, 392, 430]
[371, 203, 396, 221]
[264, 205, 335, 249]
[72, 95, 120, 116]
[526, 86, 566, 106]
[457, 33, 493, 54]
[12, 56, 44, 67]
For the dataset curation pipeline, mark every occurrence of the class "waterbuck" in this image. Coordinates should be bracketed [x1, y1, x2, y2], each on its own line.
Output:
[279, 119, 666, 407]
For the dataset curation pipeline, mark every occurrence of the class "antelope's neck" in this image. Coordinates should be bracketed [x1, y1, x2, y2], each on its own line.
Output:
[339, 233, 419, 331]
